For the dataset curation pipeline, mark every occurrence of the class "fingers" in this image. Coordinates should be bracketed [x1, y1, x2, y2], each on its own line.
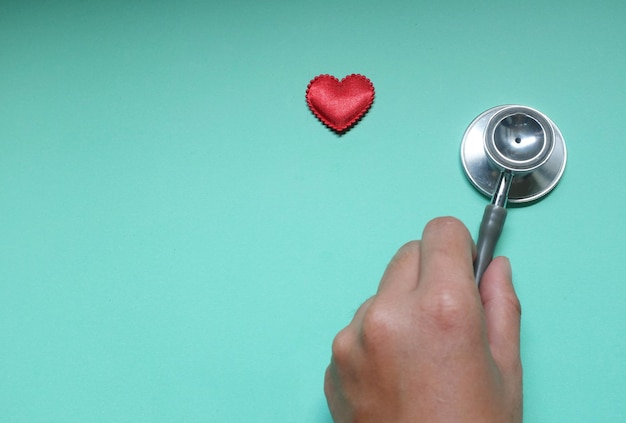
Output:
[417, 217, 476, 294]
[479, 256, 522, 373]
[376, 241, 421, 297]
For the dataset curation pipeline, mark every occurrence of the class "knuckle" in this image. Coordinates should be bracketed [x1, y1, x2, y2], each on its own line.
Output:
[396, 240, 421, 259]
[331, 327, 355, 366]
[381, 241, 419, 279]
[420, 287, 476, 332]
[424, 216, 469, 236]
[423, 217, 473, 252]
[360, 302, 397, 348]
[508, 294, 523, 318]
[491, 290, 522, 320]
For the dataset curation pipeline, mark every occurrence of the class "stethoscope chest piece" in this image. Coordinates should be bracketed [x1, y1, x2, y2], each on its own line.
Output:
[461, 104, 567, 284]
[461, 105, 567, 203]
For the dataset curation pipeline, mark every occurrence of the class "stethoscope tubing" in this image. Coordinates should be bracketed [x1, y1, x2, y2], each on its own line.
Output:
[473, 171, 512, 284]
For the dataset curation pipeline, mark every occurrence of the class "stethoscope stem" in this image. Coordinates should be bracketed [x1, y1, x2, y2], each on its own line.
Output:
[474, 171, 513, 284]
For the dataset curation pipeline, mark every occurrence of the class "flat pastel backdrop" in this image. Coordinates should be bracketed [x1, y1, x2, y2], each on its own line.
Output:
[1, 0, 625, 421]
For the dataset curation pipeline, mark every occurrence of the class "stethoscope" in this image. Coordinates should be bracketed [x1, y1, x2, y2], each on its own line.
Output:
[460, 105, 567, 283]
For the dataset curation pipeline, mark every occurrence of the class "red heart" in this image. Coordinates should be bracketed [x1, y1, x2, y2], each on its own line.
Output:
[306, 74, 375, 132]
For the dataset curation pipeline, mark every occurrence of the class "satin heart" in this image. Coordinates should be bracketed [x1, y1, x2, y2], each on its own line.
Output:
[306, 74, 375, 132]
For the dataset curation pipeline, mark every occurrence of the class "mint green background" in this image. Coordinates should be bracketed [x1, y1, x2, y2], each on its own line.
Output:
[1, 0, 625, 421]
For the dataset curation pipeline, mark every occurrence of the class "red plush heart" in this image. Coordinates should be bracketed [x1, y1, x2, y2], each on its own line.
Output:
[306, 74, 375, 132]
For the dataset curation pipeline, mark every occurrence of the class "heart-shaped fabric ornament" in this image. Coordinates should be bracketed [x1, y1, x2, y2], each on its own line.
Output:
[306, 74, 375, 132]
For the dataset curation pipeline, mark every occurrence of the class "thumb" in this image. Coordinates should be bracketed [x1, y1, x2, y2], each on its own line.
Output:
[479, 256, 522, 374]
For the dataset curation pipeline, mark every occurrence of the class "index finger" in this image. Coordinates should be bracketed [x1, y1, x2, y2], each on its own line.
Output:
[416, 217, 476, 294]
[376, 241, 421, 298]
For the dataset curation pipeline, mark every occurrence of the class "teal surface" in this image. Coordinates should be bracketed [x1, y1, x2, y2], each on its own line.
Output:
[1, 0, 625, 421]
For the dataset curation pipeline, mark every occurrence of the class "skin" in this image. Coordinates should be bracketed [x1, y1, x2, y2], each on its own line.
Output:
[324, 217, 522, 423]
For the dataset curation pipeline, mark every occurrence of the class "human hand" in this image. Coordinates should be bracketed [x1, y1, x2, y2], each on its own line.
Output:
[324, 217, 522, 422]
